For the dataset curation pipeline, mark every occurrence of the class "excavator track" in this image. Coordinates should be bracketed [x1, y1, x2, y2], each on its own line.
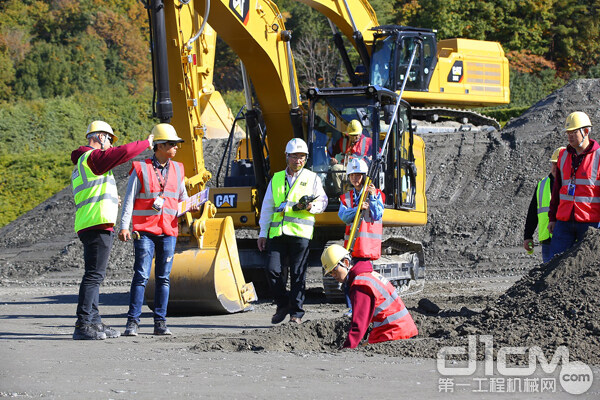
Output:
[412, 106, 500, 130]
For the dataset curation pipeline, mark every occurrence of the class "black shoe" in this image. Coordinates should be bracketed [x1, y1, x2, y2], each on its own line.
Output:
[73, 324, 106, 340]
[153, 320, 172, 335]
[271, 307, 289, 324]
[123, 320, 139, 337]
[94, 323, 121, 338]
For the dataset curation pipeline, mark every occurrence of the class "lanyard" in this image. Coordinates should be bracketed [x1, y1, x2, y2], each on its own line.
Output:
[570, 152, 583, 182]
[152, 161, 169, 194]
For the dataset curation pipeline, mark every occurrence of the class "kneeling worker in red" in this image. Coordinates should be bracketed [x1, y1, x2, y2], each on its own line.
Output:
[321, 244, 418, 348]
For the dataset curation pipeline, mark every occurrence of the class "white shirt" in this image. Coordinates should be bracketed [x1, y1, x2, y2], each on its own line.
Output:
[258, 167, 328, 238]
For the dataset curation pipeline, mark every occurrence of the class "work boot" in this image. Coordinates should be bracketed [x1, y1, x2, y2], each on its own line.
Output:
[73, 324, 106, 340]
[94, 323, 121, 338]
[271, 306, 289, 324]
[153, 320, 172, 336]
[123, 320, 139, 337]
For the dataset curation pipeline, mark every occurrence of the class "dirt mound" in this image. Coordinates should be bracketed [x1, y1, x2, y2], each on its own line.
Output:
[396, 78, 600, 278]
[460, 227, 600, 363]
[192, 318, 351, 352]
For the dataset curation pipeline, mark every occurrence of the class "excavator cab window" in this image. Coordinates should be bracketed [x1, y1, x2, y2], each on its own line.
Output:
[307, 95, 377, 207]
[371, 30, 437, 93]
[371, 36, 395, 88]
[306, 87, 417, 212]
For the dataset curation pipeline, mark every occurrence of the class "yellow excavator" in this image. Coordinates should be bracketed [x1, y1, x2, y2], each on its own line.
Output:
[144, 0, 507, 313]
[298, 0, 510, 128]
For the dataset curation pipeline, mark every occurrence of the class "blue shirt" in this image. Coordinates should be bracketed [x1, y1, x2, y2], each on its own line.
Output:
[338, 188, 384, 224]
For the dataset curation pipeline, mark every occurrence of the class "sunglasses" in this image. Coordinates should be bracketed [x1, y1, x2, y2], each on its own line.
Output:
[166, 141, 179, 147]
[104, 134, 114, 145]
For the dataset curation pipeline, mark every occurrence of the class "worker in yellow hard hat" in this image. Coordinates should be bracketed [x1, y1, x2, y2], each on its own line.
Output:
[329, 119, 373, 193]
[321, 244, 418, 349]
[523, 146, 565, 262]
[71, 120, 153, 340]
[118, 123, 197, 337]
[548, 111, 600, 258]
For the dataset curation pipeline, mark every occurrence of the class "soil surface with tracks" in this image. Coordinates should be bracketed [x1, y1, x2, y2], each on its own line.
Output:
[2, 80, 600, 398]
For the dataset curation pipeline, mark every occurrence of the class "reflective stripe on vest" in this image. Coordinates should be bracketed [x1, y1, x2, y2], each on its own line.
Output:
[131, 159, 184, 236]
[71, 150, 118, 232]
[341, 189, 383, 259]
[352, 271, 417, 343]
[536, 176, 552, 242]
[557, 148, 600, 222]
[268, 169, 317, 239]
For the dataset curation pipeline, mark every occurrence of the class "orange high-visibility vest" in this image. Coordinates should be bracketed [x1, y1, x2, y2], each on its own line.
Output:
[556, 147, 600, 222]
[341, 189, 384, 259]
[352, 271, 418, 343]
[131, 159, 184, 236]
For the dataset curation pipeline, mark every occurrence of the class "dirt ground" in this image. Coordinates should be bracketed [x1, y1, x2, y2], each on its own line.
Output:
[2, 79, 600, 398]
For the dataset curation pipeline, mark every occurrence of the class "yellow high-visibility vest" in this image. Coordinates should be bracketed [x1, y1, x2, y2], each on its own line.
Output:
[268, 169, 316, 240]
[71, 150, 119, 232]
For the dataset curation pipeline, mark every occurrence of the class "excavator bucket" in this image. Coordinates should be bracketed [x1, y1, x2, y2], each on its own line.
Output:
[200, 91, 245, 139]
[146, 215, 257, 314]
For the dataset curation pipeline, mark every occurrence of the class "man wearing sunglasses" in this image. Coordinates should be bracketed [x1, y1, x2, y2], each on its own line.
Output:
[321, 244, 418, 349]
[118, 123, 192, 337]
[71, 120, 154, 340]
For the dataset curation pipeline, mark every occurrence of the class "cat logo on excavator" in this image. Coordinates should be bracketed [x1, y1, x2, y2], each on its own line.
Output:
[230, 0, 249, 25]
[214, 193, 237, 208]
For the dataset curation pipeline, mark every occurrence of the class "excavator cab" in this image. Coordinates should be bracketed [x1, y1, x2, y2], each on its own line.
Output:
[306, 86, 418, 213]
[370, 26, 437, 92]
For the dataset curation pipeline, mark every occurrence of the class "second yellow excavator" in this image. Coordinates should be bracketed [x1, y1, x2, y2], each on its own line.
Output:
[299, 0, 510, 128]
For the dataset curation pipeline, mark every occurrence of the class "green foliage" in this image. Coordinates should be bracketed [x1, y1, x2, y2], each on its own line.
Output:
[483, 107, 529, 126]
[0, 89, 153, 227]
[509, 69, 566, 108]
[0, 152, 73, 226]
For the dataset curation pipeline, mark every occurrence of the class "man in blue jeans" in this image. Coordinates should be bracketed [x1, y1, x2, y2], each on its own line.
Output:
[548, 112, 600, 257]
[118, 123, 193, 336]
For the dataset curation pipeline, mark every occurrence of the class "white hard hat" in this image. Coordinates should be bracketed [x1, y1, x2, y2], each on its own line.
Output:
[285, 138, 309, 155]
[346, 158, 368, 176]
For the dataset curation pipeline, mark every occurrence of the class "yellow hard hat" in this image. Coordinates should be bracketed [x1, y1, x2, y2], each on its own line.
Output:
[86, 120, 118, 143]
[564, 112, 592, 132]
[151, 123, 184, 144]
[346, 119, 362, 136]
[321, 244, 349, 274]
[550, 146, 566, 163]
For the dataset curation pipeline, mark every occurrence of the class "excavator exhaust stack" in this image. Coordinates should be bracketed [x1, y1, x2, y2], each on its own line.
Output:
[146, 203, 257, 314]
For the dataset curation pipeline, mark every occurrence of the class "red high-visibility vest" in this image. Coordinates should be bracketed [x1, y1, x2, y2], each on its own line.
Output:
[131, 159, 184, 236]
[352, 271, 418, 343]
[556, 147, 600, 222]
[340, 189, 384, 259]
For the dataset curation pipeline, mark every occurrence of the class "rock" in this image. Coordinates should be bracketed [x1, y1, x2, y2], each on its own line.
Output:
[417, 298, 440, 314]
